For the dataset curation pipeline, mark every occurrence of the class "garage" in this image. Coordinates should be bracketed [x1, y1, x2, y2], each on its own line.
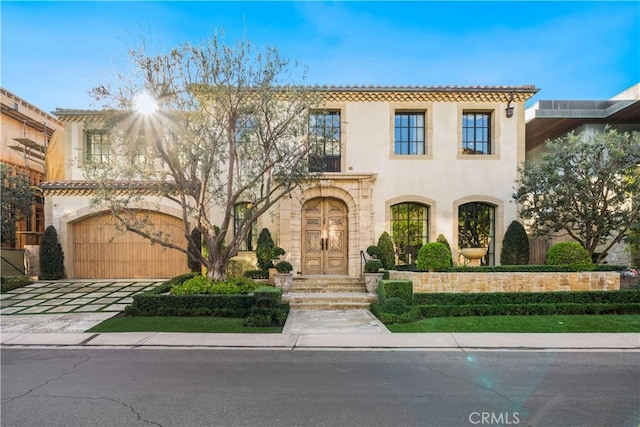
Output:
[72, 211, 188, 279]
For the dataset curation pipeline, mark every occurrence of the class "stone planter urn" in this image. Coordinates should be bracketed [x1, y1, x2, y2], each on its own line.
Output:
[460, 247, 488, 266]
[274, 273, 293, 293]
[364, 273, 384, 294]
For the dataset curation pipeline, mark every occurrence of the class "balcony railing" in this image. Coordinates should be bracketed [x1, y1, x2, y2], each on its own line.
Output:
[309, 155, 341, 172]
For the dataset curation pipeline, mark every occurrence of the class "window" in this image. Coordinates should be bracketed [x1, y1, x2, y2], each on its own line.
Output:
[309, 111, 341, 172]
[391, 202, 429, 265]
[234, 115, 257, 144]
[86, 131, 111, 163]
[462, 112, 491, 155]
[458, 202, 495, 265]
[394, 112, 425, 155]
[234, 203, 257, 251]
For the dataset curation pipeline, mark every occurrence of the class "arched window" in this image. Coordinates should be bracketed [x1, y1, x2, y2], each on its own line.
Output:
[391, 202, 429, 266]
[458, 202, 495, 265]
[234, 203, 257, 251]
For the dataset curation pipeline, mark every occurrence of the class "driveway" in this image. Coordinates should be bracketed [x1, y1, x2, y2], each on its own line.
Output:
[1, 280, 164, 315]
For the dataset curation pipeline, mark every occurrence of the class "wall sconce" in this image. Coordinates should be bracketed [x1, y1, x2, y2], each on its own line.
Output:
[505, 91, 515, 118]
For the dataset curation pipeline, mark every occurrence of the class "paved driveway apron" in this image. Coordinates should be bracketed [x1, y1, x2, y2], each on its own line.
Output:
[0, 280, 163, 315]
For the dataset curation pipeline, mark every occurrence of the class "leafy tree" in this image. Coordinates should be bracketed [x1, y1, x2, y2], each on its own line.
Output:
[40, 225, 65, 279]
[514, 128, 640, 263]
[377, 232, 395, 270]
[1, 164, 34, 248]
[500, 221, 530, 265]
[84, 34, 324, 279]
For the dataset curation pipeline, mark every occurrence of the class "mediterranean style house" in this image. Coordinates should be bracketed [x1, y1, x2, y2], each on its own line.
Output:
[525, 83, 640, 265]
[1, 88, 64, 249]
[44, 85, 538, 279]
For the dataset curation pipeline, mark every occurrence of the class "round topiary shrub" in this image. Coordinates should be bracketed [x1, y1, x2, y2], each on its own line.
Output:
[416, 242, 452, 271]
[381, 297, 408, 315]
[275, 261, 293, 273]
[546, 242, 594, 271]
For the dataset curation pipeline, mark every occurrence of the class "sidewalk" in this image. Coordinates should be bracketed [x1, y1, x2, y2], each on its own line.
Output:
[1, 309, 638, 350]
[1, 331, 639, 350]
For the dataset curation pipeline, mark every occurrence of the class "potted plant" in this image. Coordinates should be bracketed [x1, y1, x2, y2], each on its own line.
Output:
[274, 260, 294, 293]
[363, 259, 383, 294]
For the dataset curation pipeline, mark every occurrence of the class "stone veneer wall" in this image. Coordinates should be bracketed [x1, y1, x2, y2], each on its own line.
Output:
[389, 271, 620, 293]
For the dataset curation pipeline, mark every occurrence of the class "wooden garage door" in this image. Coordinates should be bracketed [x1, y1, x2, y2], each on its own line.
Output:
[73, 211, 188, 279]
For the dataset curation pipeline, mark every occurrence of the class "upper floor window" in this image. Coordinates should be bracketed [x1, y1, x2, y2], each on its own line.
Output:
[391, 202, 429, 266]
[309, 111, 341, 172]
[462, 112, 491, 155]
[234, 202, 257, 251]
[234, 115, 257, 144]
[394, 112, 425, 155]
[86, 131, 110, 164]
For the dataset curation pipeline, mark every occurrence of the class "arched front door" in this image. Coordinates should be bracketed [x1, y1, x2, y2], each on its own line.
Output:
[302, 197, 348, 275]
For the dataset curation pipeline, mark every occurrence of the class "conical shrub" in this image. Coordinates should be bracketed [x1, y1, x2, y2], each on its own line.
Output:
[39, 225, 65, 280]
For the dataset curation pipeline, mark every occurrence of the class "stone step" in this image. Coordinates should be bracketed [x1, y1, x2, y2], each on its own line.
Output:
[284, 292, 377, 310]
[291, 284, 367, 293]
[288, 302, 373, 310]
[291, 276, 367, 294]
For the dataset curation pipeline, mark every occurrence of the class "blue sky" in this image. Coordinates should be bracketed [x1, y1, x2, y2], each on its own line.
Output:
[1, 1, 638, 112]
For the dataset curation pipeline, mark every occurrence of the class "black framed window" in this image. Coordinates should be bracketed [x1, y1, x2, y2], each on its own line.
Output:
[391, 202, 429, 265]
[394, 112, 425, 155]
[462, 112, 491, 155]
[309, 111, 341, 172]
[86, 131, 110, 164]
[234, 203, 257, 251]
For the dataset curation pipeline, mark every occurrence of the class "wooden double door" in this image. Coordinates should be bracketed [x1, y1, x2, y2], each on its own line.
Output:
[302, 198, 348, 275]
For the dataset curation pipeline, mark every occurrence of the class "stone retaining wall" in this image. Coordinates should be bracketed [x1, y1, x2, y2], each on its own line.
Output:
[389, 271, 620, 293]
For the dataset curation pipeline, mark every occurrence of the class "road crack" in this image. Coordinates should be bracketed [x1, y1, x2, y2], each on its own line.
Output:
[1, 353, 95, 404]
[20, 394, 163, 426]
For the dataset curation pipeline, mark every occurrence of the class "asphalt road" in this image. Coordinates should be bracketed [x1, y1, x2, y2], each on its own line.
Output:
[1, 349, 638, 427]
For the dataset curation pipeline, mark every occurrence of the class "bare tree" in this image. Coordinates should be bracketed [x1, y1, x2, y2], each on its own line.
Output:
[514, 128, 640, 263]
[85, 34, 324, 279]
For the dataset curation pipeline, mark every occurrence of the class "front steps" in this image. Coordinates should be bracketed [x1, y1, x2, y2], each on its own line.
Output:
[283, 276, 377, 310]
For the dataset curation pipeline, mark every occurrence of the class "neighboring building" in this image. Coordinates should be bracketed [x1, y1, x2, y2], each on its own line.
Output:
[1, 87, 64, 248]
[45, 85, 538, 279]
[525, 83, 640, 264]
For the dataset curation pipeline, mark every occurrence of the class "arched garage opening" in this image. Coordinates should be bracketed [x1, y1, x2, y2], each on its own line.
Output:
[72, 210, 188, 279]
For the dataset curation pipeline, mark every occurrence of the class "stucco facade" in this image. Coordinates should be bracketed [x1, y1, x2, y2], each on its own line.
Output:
[46, 86, 538, 278]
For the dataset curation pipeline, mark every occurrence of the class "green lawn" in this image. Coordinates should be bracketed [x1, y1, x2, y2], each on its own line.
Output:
[87, 316, 283, 333]
[387, 314, 640, 333]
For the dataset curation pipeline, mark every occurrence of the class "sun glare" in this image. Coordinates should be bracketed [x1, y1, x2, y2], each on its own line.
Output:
[133, 92, 158, 115]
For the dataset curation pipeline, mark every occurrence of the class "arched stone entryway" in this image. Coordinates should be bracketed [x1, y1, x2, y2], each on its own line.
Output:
[301, 197, 348, 275]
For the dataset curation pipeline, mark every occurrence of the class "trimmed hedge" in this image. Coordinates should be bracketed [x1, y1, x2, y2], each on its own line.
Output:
[430, 265, 622, 273]
[372, 290, 640, 324]
[412, 290, 640, 306]
[415, 303, 640, 318]
[244, 270, 269, 279]
[125, 273, 283, 317]
[124, 294, 256, 317]
[253, 286, 283, 308]
[377, 280, 413, 304]
[1, 276, 33, 293]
